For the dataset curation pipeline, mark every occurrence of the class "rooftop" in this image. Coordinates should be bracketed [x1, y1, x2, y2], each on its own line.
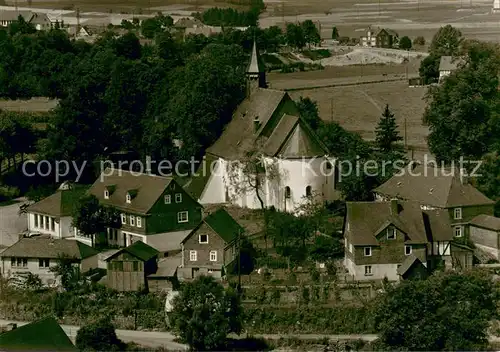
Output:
[0, 237, 98, 259]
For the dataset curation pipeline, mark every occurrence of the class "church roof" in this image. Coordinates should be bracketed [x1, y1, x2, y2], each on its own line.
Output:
[246, 40, 265, 75]
[206, 88, 329, 160]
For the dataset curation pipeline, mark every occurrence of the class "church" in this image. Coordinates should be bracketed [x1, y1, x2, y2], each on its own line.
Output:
[188, 41, 339, 213]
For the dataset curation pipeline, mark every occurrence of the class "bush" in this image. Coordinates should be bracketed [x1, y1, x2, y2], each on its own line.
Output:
[270, 289, 281, 304]
[0, 185, 20, 201]
[399, 36, 412, 50]
[413, 36, 425, 45]
[76, 318, 126, 351]
[309, 266, 320, 283]
[338, 36, 350, 45]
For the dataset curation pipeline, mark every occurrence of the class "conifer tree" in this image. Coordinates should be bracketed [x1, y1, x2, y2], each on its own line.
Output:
[375, 104, 403, 152]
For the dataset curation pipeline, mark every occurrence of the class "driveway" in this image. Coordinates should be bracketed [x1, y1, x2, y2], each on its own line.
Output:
[0, 198, 28, 248]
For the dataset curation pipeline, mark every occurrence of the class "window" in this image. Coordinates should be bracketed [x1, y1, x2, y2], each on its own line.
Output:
[199, 234, 208, 244]
[349, 243, 353, 253]
[136, 217, 142, 228]
[51, 218, 55, 232]
[190, 250, 197, 261]
[364, 247, 372, 256]
[34, 214, 38, 228]
[133, 261, 139, 271]
[454, 226, 463, 237]
[364, 265, 372, 276]
[45, 216, 49, 230]
[121, 213, 126, 224]
[210, 250, 217, 261]
[164, 195, 171, 204]
[175, 193, 182, 203]
[285, 186, 291, 199]
[114, 261, 123, 271]
[177, 211, 188, 223]
[454, 207, 462, 220]
[405, 245, 412, 255]
[305, 186, 312, 197]
[38, 259, 50, 268]
[12, 257, 27, 267]
[130, 216, 135, 226]
[126, 194, 131, 203]
[104, 190, 109, 199]
[387, 227, 396, 240]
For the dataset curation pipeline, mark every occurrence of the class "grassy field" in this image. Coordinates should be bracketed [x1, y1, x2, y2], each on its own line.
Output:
[287, 80, 429, 148]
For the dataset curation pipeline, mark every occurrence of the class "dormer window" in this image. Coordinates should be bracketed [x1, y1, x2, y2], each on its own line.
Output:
[126, 194, 131, 203]
[104, 190, 109, 199]
[387, 227, 396, 240]
[104, 185, 116, 199]
[126, 189, 138, 204]
[253, 117, 261, 133]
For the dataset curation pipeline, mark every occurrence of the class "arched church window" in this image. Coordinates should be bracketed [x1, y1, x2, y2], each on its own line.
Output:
[285, 186, 291, 199]
[306, 186, 312, 197]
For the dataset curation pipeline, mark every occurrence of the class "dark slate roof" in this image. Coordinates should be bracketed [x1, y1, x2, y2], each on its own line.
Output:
[423, 208, 453, 242]
[439, 56, 465, 71]
[89, 168, 179, 215]
[106, 240, 159, 262]
[0, 317, 77, 352]
[26, 187, 88, 217]
[0, 238, 97, 259]
[374, 165, 494, 208]
[206, 89, 329, 160]
[470, 214, 500, 231]
[397, 254, 422, 276]
[345, 200, 430, 246]
[204, 207, 244, 243]
[183, 207, 244, 244]
[148, 254, 181, 278]
[184, 153, 218, 200]
[0, 10, 34, 22]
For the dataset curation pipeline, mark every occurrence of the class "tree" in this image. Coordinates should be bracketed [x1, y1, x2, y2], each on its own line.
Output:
[73, 194, 117, 247]
[286, 23, 306, 50]
[429, 25, 463, 56]
[375, 104, 403, 153]
[169, 276, 243, 350]
[331, 26, 339, 40]
[374, 270, 497, 351]
[76, 318, 126, 351]
[419, 54, 440, 84]
[399, 36, 412, 50]
[296, 96, 321, 130]
[423, 42, 500, 163]
[413, 36, 425, 46]
[301, 20, 320, 48]
[474, 152, 500, 216]
[140, 17, 162, 39]
[49, 254, 81, 290]
[309, 235, 343, 263]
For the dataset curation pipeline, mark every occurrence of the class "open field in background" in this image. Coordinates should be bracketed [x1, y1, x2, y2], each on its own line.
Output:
[287, 80, 429, 149]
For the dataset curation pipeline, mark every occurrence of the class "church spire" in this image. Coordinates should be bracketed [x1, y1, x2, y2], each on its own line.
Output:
[246, 38, 266, 93]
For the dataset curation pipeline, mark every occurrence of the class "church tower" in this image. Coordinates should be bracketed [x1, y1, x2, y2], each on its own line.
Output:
[246, 39, 267, 94]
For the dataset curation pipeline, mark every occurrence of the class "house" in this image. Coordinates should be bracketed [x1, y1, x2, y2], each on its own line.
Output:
[376, 28, 398, 48]
[0, 10, 51, 30]
[178, 207, 243, 280]
[105, 240, 159, 292]
[147, 254, 181, 292]
[88, 168, 203, 254]
[374, 164, 495, 239]
[67, 25, 92, 38]
[25, 182, 87, 240]
[0, 316, 77, 351]
[469, 214, 500, 261]
[360, 26, 398, 48]
[189, 40, 339, 213]
[494, 0, 500, 13]
[185, 25, 222, 37]
[344, 199, 470, 281]
[438, 56, 465, 82]
[0, 237, 98, 286]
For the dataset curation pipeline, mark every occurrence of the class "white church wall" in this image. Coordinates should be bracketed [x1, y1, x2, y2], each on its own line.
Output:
[199, 158, 225, 204]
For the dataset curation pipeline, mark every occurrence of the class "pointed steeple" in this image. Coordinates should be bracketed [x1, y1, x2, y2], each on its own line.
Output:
[246, 38, 266, 93]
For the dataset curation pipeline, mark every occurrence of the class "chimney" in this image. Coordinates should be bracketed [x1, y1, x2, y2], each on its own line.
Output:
[460, 167, 468, 185]
[390, 198, 399, 215]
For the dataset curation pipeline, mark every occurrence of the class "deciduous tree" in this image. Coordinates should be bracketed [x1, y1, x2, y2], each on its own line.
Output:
[170, 276, 243, 350]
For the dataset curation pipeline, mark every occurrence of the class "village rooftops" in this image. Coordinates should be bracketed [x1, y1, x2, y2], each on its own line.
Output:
[26, 186, 88, 217]
[0, 237, 98, 260]
[106, 240, 159, 262]
[0, 316, 77, 351]
[89, 168, 180, 215]
[206, 88, 328, 160]
[345, 200, 452, 246]
[439, 56, 465, 72]
[470, 214, 500, 231]
[0, 10, 34, 22]
[374, 164, 494, 208]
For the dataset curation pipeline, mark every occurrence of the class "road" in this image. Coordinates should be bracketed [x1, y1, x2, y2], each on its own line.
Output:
[4, 318, 500, 348]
